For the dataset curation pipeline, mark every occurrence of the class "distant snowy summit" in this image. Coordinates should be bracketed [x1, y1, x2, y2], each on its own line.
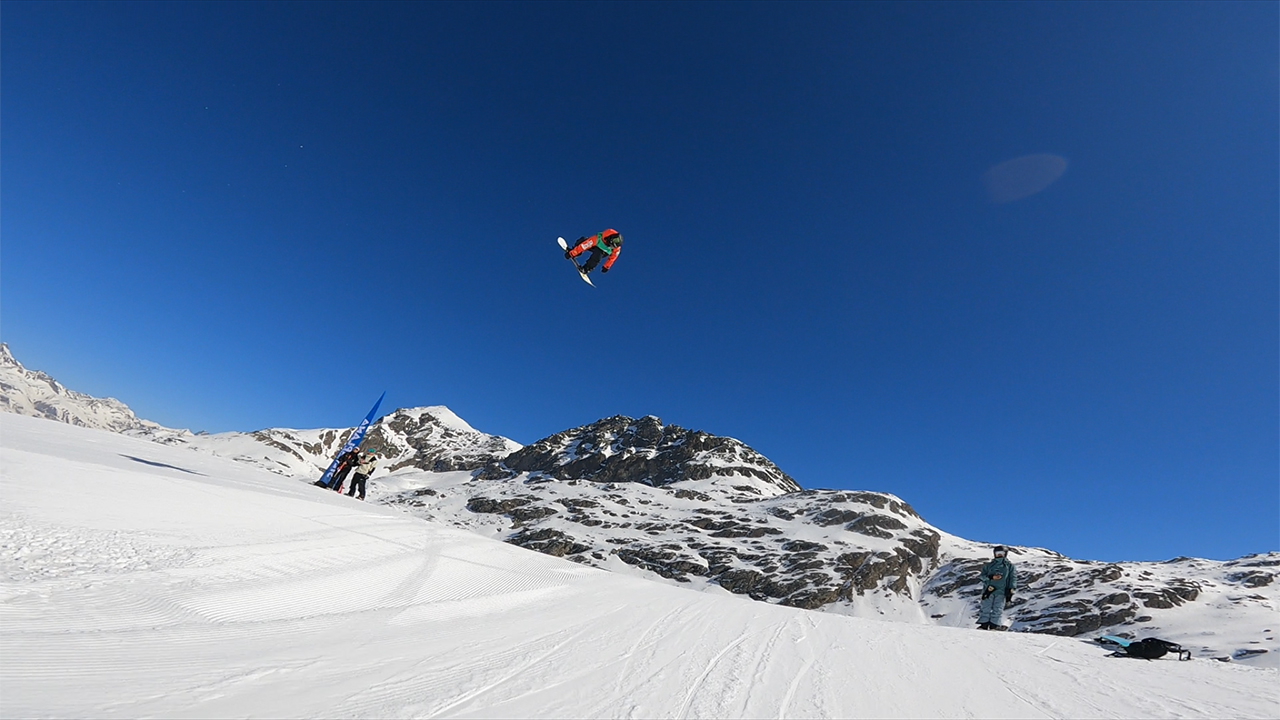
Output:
[0, 343, 170, 435]
[1, 343, 1275, 664]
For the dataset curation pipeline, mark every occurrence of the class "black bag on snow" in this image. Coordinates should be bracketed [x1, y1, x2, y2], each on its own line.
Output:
[1121, 638, 1191, 661]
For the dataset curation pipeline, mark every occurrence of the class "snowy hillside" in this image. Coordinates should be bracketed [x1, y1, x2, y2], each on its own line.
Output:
[0, 344, 520, 480]
[2, 412, 1275, 718]
[375, 427, 1279, 663]
[0, 343, 171, 435]
[2, 344, 1275, 666]
[160, 405, 521, 481]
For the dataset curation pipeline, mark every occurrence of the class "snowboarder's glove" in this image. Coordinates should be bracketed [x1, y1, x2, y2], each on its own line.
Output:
[565, 251, 573, 260]
[1004, 588, 1013, 602]
[601, 266, 609, 273]
[982, 586, 994, 599]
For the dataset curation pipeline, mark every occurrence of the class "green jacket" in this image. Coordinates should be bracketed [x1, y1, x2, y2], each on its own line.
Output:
[979, 557, 1017, 592]
[592, 233, 620, 254]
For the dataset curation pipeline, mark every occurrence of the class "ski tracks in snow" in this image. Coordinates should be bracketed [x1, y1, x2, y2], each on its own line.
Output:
[777, 614, 819, 719]
[676, 629, 752, 720]
[4, 414, 1277, 720]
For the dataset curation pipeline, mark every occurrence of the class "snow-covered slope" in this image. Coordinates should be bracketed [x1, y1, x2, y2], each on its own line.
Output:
[2, 345, 1275, 666]
[376, 438, 1279, 663]
[2, 413, 1274, 718]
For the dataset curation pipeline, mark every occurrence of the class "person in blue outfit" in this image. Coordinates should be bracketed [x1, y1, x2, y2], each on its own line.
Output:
[977, 545, 1017, 630]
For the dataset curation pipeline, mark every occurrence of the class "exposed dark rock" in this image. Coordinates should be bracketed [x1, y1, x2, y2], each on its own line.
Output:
[1090, 565, 1124, 583]
[685, 516, 739, 532]
[508, 505, 558, 522]
[1017, 599, 1138, 636]
[508, 528, 590, 557]
[781, 586, 841, 610]
[1098, 592, 1130, 607]
[1228, 571, 1274, 588]
[716, 568, 766, 595]
[710, 524, 783, 539]
[783, 553, 826, 572]
[783, 540, 829, 553]
[467, 497, 532, 514]
[812, 508, 864, 527]
[901, 530, 941, 563]
[673, 488, 712, 502]
[846, 515, 907, 539]
[616, 547, 707, 581]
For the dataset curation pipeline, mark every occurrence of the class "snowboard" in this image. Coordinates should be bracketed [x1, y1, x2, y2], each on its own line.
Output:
[557, 237, 594, 287]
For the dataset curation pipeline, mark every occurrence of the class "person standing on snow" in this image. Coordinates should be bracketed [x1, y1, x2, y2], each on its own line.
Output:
[346, 449, 378, 501]
[564, 229, 623, 275]
[976, 545, 1017, 630]
[330, 447, 362, 493]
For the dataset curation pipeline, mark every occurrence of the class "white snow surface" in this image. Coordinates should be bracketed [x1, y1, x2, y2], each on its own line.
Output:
[2, 413, 1275, 719]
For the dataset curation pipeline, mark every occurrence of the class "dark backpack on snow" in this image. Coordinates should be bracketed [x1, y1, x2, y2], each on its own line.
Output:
[1121, 638, 1191, 661]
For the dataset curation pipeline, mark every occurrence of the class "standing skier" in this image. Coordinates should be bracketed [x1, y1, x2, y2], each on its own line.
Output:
[330, 447, 362, 493]
[564, 229, 623, 275]
[976, 545, 1017, 630]
[346, 449, 378, 501]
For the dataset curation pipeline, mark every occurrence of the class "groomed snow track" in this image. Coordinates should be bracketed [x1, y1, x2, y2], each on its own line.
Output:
[1, 413, 1274, 718]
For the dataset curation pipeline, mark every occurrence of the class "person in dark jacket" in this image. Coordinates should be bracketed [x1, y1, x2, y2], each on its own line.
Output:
[564, 229, 623, 275]
[977, 545, 1017, 630]
[346, 450, 378, 501]
[330, 448, 362, 493]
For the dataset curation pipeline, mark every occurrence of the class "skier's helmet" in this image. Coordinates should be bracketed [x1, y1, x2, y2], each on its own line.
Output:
[993, 545, 1007, 557]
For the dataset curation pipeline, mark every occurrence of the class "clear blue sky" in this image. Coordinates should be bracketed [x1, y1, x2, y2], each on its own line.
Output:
[3, 1, 1276, 563]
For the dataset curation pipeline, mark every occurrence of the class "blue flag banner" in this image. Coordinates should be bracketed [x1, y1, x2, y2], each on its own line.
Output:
[318, 392, 386, 488]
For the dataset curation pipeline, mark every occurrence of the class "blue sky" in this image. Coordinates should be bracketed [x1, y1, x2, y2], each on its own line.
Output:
[3, 1, 1276, 563]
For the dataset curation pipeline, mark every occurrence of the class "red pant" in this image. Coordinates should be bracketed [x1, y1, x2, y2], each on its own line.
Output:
[567, 237, 595, 257]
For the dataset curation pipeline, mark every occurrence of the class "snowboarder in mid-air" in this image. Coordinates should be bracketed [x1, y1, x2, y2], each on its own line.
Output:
[977, 545, 1017, 630]
[564, 229, 623, 275]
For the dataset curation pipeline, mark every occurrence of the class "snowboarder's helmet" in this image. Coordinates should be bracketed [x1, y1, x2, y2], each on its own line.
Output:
[993, 545, 1007, 557]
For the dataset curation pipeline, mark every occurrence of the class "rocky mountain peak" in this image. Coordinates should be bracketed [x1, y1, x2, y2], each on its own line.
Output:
[476, 414, 801, 498]
[363, 406, 522, 473]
